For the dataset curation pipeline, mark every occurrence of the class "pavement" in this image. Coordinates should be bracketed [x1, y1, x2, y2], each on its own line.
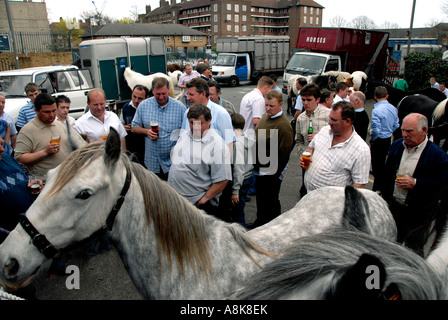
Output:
[25, 86, 376, 300]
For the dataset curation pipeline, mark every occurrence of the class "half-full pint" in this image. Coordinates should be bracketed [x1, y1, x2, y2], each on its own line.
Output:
[301, 151, 311, 169]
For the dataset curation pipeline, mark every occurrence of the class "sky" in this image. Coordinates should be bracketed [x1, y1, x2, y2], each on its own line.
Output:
[44, 0, 446, 28]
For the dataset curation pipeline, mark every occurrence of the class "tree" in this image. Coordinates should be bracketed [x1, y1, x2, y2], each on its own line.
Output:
[404, 51, 448, 90]
[80, 10, 115, 26]
[329, 15, 347, 27]
[349, 16, 376, 30]
[50, 18, 84, 50]
[379, 21, 400, 30]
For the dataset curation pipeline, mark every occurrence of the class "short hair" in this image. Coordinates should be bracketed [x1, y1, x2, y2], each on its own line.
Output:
[55, 94, 71, 106]
[404, 113, 428, 131]
[186, 77, 209, 97]
[152, 77, 170, 90]
[25, 83, 39, 93]
[208, 80, 221, 93]
[332, 101, 355, 123]
[269, 74, 278, 82]
[374, 86, 388, 99]
[257, 76, 275, 88]
[187, 104, 212, 122]
[231, 113, 245, 130]
[321, 89, 332, 102]
[133, 84, 150, 97]
[300, 83, 321, 99]
[87, 88, 106, 103]
[265, 89, 283, 104]
[34, 93, 56, 111]
[196, 63, 210, 74]
[335, 82, 350, 92]
[352, 91, 366, 104]
[297, 77, 308, 87]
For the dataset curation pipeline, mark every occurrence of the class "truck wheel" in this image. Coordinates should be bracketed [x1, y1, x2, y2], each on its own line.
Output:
[229, 76, 239, 87]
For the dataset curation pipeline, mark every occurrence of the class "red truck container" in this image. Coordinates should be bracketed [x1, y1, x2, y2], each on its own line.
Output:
[284, 27, 389, 84]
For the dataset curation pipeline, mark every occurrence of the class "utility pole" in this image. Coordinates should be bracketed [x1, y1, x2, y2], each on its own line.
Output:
[4, 0, 20, 69]
[407, 0, 417, 55]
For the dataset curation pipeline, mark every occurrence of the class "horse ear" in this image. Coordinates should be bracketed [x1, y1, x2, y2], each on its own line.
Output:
[326, 253, 386, 300]
[104, 127, 121, 166]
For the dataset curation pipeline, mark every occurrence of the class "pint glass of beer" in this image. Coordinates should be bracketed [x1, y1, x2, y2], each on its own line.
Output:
[51, 135, 61, 144]
[301, 151, 311, 170]
[150, 121, 159, 139]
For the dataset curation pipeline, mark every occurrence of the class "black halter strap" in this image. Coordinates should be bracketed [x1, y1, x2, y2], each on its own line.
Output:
[20, 167, 132, 259]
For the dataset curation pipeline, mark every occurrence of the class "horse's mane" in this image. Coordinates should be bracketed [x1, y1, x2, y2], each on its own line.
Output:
[46, 142, 270, 277]
[433, 99, 448, 121]
[231, 232, 445, 300]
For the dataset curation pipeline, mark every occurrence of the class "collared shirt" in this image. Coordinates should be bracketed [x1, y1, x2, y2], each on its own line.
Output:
[371, 100, 399, 141]
[14, 117, 86, 178]
[305, 125, 371, 191]
[295, 105, 330, 155]
[56, 115, 76, 129]
[133, 96, 186, 173]
[0, 112, 17, 136]
[181, 100, 236, 145]
[177, 70, 200, 94]
[74, 110, 127, 142]
[331, 94, 349, 106]
[240, 88, 265, 137]
[393, 136, 428, 204]
[168, 128, 231, 206]
[294, 90, 303, 111]
[16, 102, 36, 128]
[119, 100, 137, 123]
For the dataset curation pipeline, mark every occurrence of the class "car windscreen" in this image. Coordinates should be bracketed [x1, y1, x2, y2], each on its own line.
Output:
[0, 75, 31, 98]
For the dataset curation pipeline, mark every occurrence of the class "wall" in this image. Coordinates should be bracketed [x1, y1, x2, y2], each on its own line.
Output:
[0, 52, 73, 71]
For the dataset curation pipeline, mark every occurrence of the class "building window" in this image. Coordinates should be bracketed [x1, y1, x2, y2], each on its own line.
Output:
[242, 25, 247, 32]
[214, 25, 218, 32]
[316, 17, 319, 25]
[310, 17, 313, 24]
[242, 5, 247, 11]
[182, 36, 191, 42]
[194, 36, 198, 41]
[235, 25, 239, 33]
[214, 4, 218, 12]
[227, 4, 231, 11]
[235, 14, 239, 22]
[316, 8, 320, 15]
[304, 7, 307, 14]
[235, 4, 239, 12]
[227, 14, 232, 21]
[227, 25, 231, 31]
[214, 14, 218, 22]
[304, 16, 307, 24]
[310, 7, 313, 14]
[172, 11, 175, 17]
[242, 15, 247, 22]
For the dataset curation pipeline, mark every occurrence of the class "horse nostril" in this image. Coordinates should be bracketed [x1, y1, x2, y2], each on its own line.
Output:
[3, 258, 19, 278]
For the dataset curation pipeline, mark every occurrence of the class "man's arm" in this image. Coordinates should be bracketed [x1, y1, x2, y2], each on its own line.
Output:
[16, 142, 58, 165]
[196, 180, 229, 206]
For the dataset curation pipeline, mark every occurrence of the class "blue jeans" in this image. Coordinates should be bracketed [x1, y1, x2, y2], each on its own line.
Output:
[230, 177, 251, 227]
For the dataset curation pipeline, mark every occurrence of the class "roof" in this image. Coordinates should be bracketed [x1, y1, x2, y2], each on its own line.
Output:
[0, 65, 78, 76]
[81, 23, 206, 38]
[378, 23, 448, 40]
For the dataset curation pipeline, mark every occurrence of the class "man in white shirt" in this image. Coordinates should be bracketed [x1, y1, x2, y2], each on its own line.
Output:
[239, 76, 275, 138]
[332, 82, 351, 106]
[74, 88, 127, 150]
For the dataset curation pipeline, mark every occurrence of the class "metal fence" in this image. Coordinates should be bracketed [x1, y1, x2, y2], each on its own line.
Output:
[0, 30, 71, 54]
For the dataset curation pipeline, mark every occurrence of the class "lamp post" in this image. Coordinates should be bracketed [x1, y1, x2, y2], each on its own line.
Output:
[406, 0, 417, 55]
[4, 0, 20, 69]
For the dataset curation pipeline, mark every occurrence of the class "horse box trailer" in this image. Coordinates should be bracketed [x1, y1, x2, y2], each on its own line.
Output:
[79, 37, 167, 104]
[283, 27, 389, 91]
[212, 36, 290, 86]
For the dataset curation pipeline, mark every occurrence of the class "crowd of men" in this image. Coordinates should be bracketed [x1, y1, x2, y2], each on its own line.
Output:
[1, 64, 448, 262]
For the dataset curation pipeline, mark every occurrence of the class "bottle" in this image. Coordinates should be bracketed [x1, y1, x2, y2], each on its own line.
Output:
[308, 119, 313, 134]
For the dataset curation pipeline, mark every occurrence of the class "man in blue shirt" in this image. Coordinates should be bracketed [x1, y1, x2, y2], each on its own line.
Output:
[16, 83, 40, 132]
[370, 86, 399, 191]
[132, 77, 186, 180]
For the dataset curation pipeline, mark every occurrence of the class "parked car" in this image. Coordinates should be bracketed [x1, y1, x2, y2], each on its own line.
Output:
[0, 65, 94, 122]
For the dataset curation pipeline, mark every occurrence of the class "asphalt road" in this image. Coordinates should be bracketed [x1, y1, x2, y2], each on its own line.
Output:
[26, 81, 376, 300]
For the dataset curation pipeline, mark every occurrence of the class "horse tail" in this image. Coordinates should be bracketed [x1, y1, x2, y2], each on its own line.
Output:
[226, 224, 276, 268]
[433, 99, 447, 122]
[341, 186, 371, 234]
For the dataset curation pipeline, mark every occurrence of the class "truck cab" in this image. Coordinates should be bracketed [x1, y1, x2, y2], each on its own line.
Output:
[212, 53, 251, 87]
[0, 65, 94, 122]
[282, 52, 341, 93]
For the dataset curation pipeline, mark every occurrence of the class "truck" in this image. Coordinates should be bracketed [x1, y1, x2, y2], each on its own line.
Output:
[283, 27, 389, 91]
[79, 37, 167, 105]
[0, 65, 94, 122]
[212, 36, 290, 86]
[389, 39, 442, 73]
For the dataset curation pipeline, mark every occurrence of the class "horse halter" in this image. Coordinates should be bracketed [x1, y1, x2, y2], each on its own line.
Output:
[19, 167, 132, 260]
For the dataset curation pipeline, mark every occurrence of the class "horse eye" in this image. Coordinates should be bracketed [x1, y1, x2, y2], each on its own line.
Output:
[76, 190, 92, 200]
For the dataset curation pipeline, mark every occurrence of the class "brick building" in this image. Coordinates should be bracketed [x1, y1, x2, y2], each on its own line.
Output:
[144, 0, 324, 49]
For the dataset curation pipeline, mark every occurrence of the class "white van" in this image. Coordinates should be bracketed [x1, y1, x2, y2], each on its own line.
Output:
[0, 65, 94, 122]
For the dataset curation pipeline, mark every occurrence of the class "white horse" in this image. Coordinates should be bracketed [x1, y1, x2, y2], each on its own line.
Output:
[123, 67, 175, 98]
[0, 129, 396, 299]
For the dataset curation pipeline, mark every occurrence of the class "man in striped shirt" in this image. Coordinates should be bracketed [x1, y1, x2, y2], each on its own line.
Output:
[16, 83, 40, 132]
[300, 101, 371, 191]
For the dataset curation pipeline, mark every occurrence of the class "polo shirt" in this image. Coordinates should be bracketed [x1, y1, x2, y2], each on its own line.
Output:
[16, 102, 36, 128]
[239, 88, 265, 136]
[169, 128, 231, 206]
